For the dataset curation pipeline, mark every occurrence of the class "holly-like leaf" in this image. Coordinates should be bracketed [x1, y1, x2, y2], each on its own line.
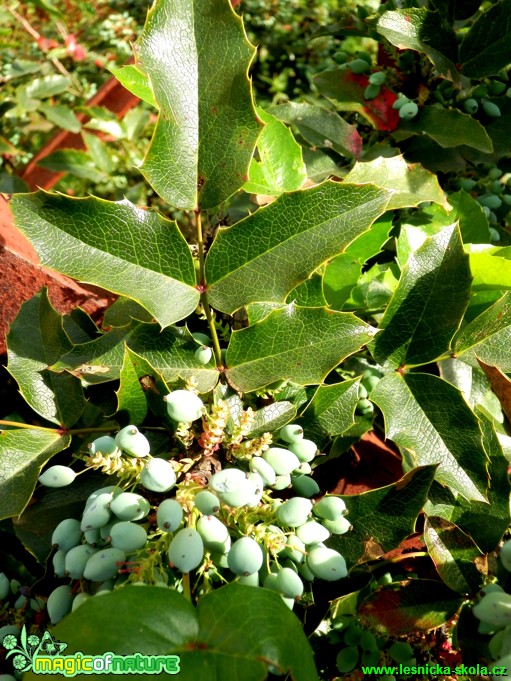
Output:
[206, 182, 391, 315]
[423, 516, 484, 595]
[345, 155, 448, 210]
[330, 466, 436, 567]
[442, 190, 491, 244]
[10, 192, 199, 329]
[39, 103, 81, 133]
[53, 323, 218, 395]
[455, 292, 511, 371]
[358, 579, 463, 636]
[371, 373, 489, 503]
[269, 101, 362, 159]
[37, 150, 106, 182]
[243, 107, 306, 196]
[116, 346, 149, 425]
[460, 0, 511, 78]
[136, 0, 261, 210]
[109, 65, 157, 107]
[301, 379, 360, 449]
[7, 290, 85, 428]
[25, 585, 318, 681]
[376, 9, 459, 81]
[225, 305, 375, 393]
[399, 105, 493, 153]
[466, 247, 511, 294]
[0, 429, 71, 521]
[371, 225, 471, 368]
[424, 411, 510, 553]
[245, 402, 297, 439]
[286, 274, 327, 307]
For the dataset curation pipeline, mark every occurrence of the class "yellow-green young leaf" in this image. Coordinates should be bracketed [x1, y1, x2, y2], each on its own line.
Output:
[423, 516, 484, 595]
[206, 182, 392, 315]
[52, 323, 218, 395]
[269, 101, 362, 158]
[10, 192, 199, 329]
[331, 466, 437, 567]
[301, 379, 360, 449]
[345, 155, 448, 210]
[371, 373, 489, 503]
[371, 225, 471, 368]
[136, 0, 261, 210]
[7, 290, 85, 428]
[0, 430, 71, 521]
[225, 305, 375, 393]
[39, 103, 81, 133]
[467, 247, 511, 292]
[400, 105, 493, 153]
[108, 65, 157, 107]
[454, 292, 511, 371]
[243, 107, 306, 196]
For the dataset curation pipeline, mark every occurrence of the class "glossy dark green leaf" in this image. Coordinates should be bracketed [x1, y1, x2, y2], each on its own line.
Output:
[331, 466, 436, 567]
[423, 516, 483, 594]
[0, 429, 71, 521]
[400, 105, 493, 153]
[371, 225, 471, 368]
[7, 290, 85, 427]
[243, 107, 306, 196]
[371, 373, 489, 502]
[455, 292, 511, 371]
[358, 579, 463, 636]
[345, 155, 448, 210]
[25, 584, 318, 681]
[10, 192, 199, 328]
[52, 323, 218, 394]
[116, 346, 149, 425]
[206, 182, 391, 314]
[301, 379, 360, 448]
[225, 305, 375, 393]
[424, 411, 510, 553]
[137, 0, 261, 209]
[269, 101, 362, 158]
[245, 402, 297, 439]
[376, 9, 459, 80]
[286, 274, 327, 307]
[460, 0, 511, 78]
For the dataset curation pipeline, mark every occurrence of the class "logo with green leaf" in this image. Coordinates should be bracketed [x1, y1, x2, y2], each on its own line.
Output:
[2, 626, 67, 672]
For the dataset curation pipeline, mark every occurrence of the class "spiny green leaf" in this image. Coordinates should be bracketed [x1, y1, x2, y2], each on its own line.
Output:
[460, 0, 511, 78]
[116, 346, 149, 425]
[423, 516, 483, 594]
[376, 9, 459, 81]
[243, 107, 306, 196]
[424, 411, 510, 553]
[286, 274, 327, 307]
[371, 373, 489, 503]
[400, 105, 493, 153]
[245, 401, 297, 439]
[137, 0, 261, 209]
[269, 101, 362, 158]
[0, 430, 71, 521]
[371, 225, 471, 368]
[331, 466, 437, 567]
[7, 290, 85, 428]
[301, 379, 360, 449]
[10, 192, 199, 329]
[455, 292, 511, 371]
[206, 182, 391, 315]
[52, 323, 218, 395]
[225, 305, 375, 393]
[109, 65, 157, 107]
[345, 155, 448, 210]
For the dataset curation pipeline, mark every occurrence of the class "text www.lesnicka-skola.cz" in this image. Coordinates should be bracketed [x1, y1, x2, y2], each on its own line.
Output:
[361, 663, 508, 676]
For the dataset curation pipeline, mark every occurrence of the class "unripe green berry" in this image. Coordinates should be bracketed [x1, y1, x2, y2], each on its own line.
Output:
[356, 50, 372, 65]
[195, 346, 213, 364]
[47, 585, 73, 624]
[458, 178, 477, 192]
[364, 84, 380, 100]
[348, 58, 370, 74]
[489, 80, 507, 96]
[156, 499, 183, 532]
[488, 167, 503, 180]
[482, 100, 501, 117]
[140, 458, 177, 493]
[333, 51, 347, 64]
[115, 426, 150, 458]
[227, 537, 263, 576]
[89, 436, 118, 455]
[392, 95, 409, 110]
[368, 71, 386, 86]
[279, 424, 304, 444]
[463, 98, 479, 114]
[169, 528, 204, 573]
[164, 390, 204, 422]
[39, 465, 76, 488]
[192, 332, 211, 346]
[478, 193, 502, 210]
[194, 490, 221, 515]
[399, 102, 419, 119]
[263, 447, 301, 475]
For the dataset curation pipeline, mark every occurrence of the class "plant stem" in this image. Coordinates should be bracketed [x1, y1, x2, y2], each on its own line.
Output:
[0, 420, 58, 433]
[195, 209, 223, 367]
[182, 572, 192, 601]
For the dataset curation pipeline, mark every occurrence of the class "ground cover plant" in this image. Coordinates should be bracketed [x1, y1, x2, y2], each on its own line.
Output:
[3, 0, 511, 679]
